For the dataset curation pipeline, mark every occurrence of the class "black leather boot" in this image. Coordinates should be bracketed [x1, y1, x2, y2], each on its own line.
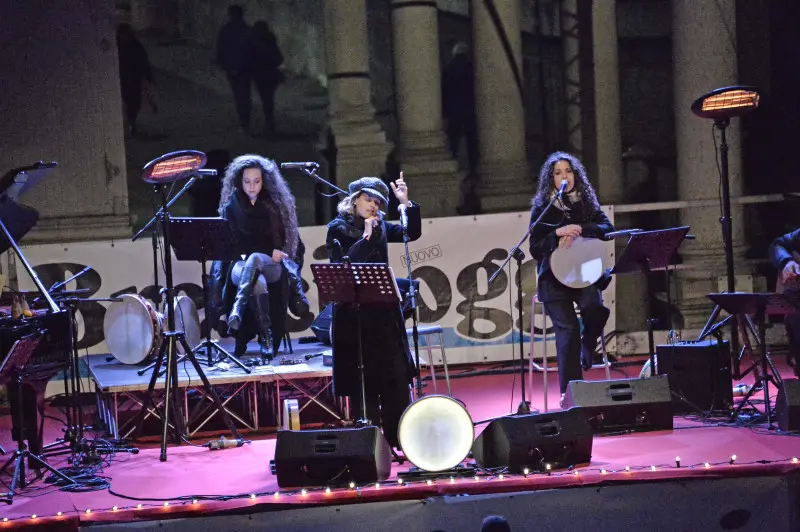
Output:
[233, 330, 250, 357]
[284, 258, 310, 316]
[251, 293, 273, 360]
[227, 260, 259, 331]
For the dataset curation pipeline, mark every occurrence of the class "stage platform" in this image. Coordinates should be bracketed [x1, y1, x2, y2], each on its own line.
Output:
[86, 339, 345, 439]
[1, 356, 799, 530]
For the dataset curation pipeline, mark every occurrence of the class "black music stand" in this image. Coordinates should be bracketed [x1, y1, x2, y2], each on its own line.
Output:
[1, 332, 76, 503]
[166, 217, 250, 373]
[611, 227, 691, 375]
[311, 262, 402, 424]
[707, 292, 799, 428]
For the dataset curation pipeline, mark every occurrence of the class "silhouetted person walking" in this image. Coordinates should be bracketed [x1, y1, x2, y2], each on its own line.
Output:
[116, 23, 154, 137]
[217, 5, 253, 133]
[251, 21, 284, 135]
[442, 42, 478, 174]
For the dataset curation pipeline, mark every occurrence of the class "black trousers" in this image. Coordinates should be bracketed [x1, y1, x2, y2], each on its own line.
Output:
[539, 272, 610, 394]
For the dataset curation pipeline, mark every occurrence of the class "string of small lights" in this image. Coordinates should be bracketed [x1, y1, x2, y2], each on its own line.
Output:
[1, 455, 797, 525]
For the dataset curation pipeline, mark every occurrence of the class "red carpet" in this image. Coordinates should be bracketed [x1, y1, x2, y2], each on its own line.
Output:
[1, 356, 798, 530]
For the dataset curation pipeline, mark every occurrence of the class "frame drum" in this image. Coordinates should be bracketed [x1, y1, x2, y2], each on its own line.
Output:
[170, 295, 202, 355]
[550, 236, 608, 289]
[104, 294, 163, 365]
[397, 395, 474, 472]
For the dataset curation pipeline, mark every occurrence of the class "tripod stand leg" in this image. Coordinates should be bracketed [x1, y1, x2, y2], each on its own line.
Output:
[130, 339, 168, 439]
[178, 336, 242, 440]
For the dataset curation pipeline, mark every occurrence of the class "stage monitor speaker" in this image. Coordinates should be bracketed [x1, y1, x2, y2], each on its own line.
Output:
[656, 339, 733, 414]
[310, 303, 333, 345]
[471, 408, 593, 472]
[273, 426, 391, 487]
[563, 375, 673, 434]
[774, 378, 800, 432]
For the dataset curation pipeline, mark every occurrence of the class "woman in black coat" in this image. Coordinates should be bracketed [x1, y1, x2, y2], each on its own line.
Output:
[325, 174, 421, 448]
[209, 154, 307, 358]
[528, 152, 614, 405]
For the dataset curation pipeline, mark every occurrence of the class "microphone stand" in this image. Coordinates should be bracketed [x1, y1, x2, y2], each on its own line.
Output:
[488, 189, 565, 415]
[398, 207, 423, 398]
[132, 176, 198, 312]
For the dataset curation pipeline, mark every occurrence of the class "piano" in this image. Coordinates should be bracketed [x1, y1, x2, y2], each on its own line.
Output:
[0, 161, 73, 456]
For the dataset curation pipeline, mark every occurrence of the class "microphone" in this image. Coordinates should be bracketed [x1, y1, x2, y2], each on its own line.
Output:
[280, 162, 319, 170]
[398, 203, 408, 229]
[196, 168, 218, 177]
[206, 437, 248, 450]
[557, 179, 568, 196]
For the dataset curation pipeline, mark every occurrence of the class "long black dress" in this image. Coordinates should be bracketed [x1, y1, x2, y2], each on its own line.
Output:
[325, 204, 422, 447]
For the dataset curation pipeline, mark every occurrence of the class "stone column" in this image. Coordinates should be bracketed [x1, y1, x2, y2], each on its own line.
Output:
[592, 0, 623, 204]
[324, 0, 393, 182]
[0, 0, 131, 244]
[673, 0, 747, 327]
[390, 0, 460, 215]
[472, 0, 530, 212]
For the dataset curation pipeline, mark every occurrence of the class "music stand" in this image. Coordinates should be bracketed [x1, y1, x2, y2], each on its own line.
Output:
[166, 217, 250, 373]
[611, 227, 691, 375]
[311, 262, 402, 423]
[1, 332, 77, 503]
[707, 292, 799, 428]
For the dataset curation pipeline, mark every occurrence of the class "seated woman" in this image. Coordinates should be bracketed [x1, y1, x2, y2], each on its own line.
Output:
[325, 174, 420, 449]
[208, 154, 307, 359]
[528, 152, 614, 406]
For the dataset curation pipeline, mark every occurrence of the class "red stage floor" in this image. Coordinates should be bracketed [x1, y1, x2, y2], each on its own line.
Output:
[1, 356, 799, 529]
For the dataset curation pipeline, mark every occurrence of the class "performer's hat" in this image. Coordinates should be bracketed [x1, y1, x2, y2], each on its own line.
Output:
[348, 177, 390, 208]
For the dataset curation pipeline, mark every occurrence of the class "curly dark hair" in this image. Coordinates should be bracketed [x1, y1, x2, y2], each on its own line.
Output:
[531, 151, 600, 216]
[218, 154, 299, 256]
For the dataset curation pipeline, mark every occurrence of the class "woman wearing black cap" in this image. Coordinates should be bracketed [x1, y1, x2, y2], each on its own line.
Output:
[325, 173, 421, 449]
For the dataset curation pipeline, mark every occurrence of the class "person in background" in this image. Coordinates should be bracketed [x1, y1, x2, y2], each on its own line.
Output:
[441, 42, 478, 174]
[325, 174, 421, 449]
[251, 20, 284, 136]
[481, 515, 512, 532]
[116, 23, 155, 137]
[216, 5, 254, 134]
[528, 152, 615, 406]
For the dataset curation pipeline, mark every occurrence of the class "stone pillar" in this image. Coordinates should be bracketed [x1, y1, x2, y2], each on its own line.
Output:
[592, 0, 623, 205]
[561, 0, 582, 155]
[324, 0, 393, 182]
[472, 0, 530, 212]
[0, 0, 131, 244]
[390, 0, 460, 215]
[673, 0, 746, 327]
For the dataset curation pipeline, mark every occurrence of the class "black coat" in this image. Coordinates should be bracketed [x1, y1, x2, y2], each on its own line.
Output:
[528, 192, 614, 298]
[769, 228, 800, 271]
[324, 204, 422, 397]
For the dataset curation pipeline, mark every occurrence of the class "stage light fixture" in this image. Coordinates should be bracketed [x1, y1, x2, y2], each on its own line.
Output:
[691, 86, 760, 121]
[140, 150, 208, 184]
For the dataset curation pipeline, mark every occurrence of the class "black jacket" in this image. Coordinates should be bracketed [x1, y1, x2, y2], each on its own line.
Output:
[528, 193, 614, 279]
[324, 204, 421, 397]
[769, 228, 800, 271]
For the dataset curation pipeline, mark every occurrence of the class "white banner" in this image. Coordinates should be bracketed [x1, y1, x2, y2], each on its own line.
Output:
[14, 209, 616, 365]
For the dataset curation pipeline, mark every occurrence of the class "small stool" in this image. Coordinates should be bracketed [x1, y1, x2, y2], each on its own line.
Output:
[529, 295, 611, 412]
[407, 325, 451, 397]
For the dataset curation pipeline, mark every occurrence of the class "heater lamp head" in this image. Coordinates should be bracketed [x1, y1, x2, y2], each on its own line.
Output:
[691, 86, 760, 121]
[141, 150, 207, 184]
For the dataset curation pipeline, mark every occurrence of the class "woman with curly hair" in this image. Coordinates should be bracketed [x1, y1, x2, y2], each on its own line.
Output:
[528, 152, 614, 405]
[211, 154, 307, 359]
[325, 174, 421, 449]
